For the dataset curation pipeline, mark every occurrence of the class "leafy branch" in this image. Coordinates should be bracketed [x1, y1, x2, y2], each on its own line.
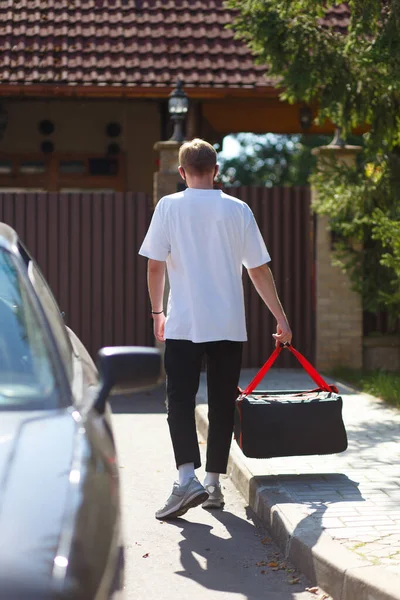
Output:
[228, 0, 400, 326]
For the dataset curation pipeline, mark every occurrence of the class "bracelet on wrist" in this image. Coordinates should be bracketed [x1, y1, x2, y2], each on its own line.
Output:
[151, 310, 164, 314]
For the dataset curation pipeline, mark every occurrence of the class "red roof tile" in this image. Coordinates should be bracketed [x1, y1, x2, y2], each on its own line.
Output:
[0, 1, 350, 90]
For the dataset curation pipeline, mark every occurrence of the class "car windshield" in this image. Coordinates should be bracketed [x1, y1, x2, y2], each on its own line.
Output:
[0, 248, 60, 409]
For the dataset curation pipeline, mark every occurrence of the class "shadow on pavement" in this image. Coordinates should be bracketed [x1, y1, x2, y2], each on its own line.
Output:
[109, 385, 166, 414]
[166, 508, 311, 600]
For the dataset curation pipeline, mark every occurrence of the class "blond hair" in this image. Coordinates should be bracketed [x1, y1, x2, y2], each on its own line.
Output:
[179, 138, 217, 175]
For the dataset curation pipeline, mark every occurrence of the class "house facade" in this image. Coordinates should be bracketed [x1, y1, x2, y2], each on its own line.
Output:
[0, 1, 376, 372]
[0, 1, 351, 194]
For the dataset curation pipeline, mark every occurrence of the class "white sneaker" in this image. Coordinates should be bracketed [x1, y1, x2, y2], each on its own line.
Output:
[202, 483, 225, 509]
[155, 477, 209, 520]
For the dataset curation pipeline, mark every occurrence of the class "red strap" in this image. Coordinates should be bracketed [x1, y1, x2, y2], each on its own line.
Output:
[241, 344, 334, 397]
[241, 346, 283, 396]
[287, 345, 337, 393]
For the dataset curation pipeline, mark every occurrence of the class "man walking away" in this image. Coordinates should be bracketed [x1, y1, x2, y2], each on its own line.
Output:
[139, 138, 292, 520]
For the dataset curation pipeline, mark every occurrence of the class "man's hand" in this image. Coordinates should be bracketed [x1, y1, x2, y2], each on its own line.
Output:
[272, 321, 292, 348]
[153, 313, 166, 343]
[247, 264, 293, 348]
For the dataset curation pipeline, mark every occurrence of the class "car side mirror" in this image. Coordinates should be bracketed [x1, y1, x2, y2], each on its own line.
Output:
[95, 346, 162, 414]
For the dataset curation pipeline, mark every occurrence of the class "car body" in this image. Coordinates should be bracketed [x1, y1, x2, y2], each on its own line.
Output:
[0, 223, 161, 600]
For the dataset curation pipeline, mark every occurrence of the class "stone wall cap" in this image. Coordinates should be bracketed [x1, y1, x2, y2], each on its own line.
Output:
[312, 144, 363, 156]
[364, 334, 400, 348]
[154, 140, 183, 152]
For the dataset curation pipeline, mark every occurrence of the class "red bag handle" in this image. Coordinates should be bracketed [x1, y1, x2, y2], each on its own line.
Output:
[241, 344, 336, 397]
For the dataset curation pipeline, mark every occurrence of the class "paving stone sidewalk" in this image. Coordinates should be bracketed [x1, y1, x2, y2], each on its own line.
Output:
[196, 368, 400, 599]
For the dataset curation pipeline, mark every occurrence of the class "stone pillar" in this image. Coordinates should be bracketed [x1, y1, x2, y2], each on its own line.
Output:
[153, 140, 182, 206]
[312, 145, 363, 371]
[153, 139, 183, 305]
[152, 140, 182, 366]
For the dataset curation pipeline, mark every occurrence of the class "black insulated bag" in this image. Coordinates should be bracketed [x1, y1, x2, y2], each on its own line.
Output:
[234, 344, 348, 459]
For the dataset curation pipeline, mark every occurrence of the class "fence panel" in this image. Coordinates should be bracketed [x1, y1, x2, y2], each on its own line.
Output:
[0, 188, 315, 368]
[224, 186, 315, 369]
[0, 192, 153, 357]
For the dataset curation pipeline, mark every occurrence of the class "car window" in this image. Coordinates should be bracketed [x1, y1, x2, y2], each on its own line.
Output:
[28, 261, 73, 381]
[0, 249, 61, 409]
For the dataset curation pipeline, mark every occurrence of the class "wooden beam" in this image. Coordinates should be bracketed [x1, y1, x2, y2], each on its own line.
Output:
[0, 83, 281, 100]
[202, 98, 367, 135]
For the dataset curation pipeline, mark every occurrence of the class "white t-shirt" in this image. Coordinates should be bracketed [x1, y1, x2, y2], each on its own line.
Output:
[139, 188, 271, 343]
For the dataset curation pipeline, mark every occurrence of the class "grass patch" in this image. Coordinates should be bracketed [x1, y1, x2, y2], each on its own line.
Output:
[329, 367, 400, 408]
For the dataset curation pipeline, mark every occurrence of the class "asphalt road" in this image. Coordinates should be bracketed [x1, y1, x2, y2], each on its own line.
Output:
[110, 387, 326, 600]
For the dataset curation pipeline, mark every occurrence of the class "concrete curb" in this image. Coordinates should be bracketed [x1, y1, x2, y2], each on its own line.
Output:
[195, 403, 400, 600]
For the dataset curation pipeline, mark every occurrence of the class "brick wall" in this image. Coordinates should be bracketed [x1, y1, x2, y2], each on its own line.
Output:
[312, 145, 363, 372]
[315, 211, 363, 370]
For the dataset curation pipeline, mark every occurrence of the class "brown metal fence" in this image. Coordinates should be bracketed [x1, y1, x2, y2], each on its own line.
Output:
[0, 192, 153, 357]
[225, 186, 315, 369]
[0, 187, 315, 368]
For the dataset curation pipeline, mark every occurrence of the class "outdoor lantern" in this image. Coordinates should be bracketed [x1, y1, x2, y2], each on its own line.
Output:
[168, 80, 189, 142]
[299, 106, 313, 132]
[0, 104, 8, 141]
[329, 126, 346, 148]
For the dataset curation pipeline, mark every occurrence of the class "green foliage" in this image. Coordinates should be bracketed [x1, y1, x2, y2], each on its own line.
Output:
[228, 0, 400, 323]
[227, 0, 400, 145]
[219, 133, 330, 187]
[311, 148, 400, 322]
[330, 366, 400, 408]
[372, 207, 400, 315]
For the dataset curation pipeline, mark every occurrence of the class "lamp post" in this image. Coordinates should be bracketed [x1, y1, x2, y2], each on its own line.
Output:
[329, 126, 346, 148]
[168, 80, 189, 143]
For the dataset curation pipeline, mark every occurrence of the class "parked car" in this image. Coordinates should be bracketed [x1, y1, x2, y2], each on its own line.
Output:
[0, 222, 161, 599]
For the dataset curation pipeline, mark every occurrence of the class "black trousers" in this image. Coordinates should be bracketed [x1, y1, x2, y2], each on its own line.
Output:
[164, 339, 243, 473]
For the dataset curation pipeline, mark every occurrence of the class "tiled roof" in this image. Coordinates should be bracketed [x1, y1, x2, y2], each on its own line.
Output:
[0, 1, 350, 90]
[319, 3, 350, 33]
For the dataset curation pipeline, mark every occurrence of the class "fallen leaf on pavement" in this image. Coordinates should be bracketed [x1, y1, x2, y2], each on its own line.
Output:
[318, 594, 330, 600]
[142, 553, 149, 558]
[256, 561, 267, 567]
[305, 588, 319, 594]
[267, 561, 279, 567]
[288, 577, 300, 585]
[261, 570, 266, 575]
[261, 537, 271, 544]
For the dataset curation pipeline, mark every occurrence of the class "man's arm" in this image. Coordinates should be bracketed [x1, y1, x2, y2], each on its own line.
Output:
[247, 263, 292, 347]
[148, 259, 166, 343]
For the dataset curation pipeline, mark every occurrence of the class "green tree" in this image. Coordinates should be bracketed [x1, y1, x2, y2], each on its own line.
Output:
[219, 133, 331, 187]
[228, 0, 400, 325]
